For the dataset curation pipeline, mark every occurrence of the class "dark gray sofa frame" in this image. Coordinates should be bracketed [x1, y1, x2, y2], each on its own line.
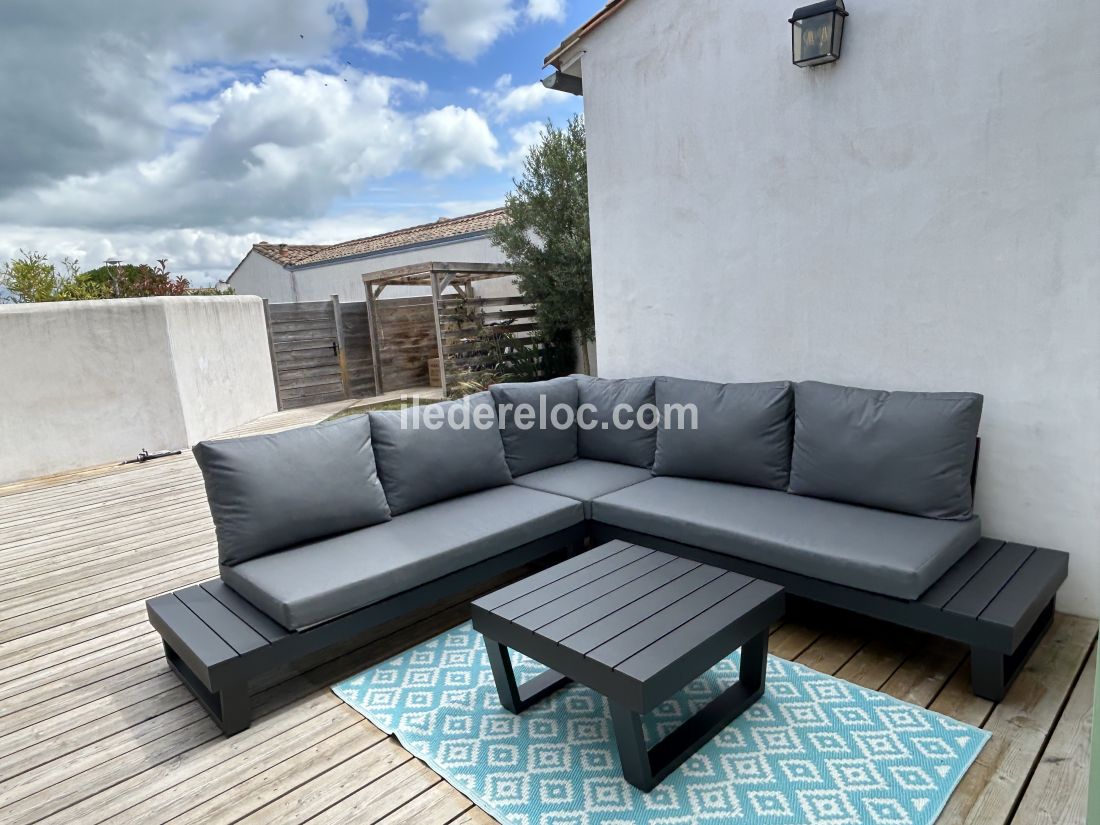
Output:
[148, 513, 1066, 736]
[590, 525, 1065, 703]
[147, 525, 586, 735]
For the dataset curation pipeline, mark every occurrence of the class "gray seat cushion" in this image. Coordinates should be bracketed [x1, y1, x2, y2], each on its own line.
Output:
[223, 485, 584, 630]
[490, 377, 579, 476]
[591, 477, 981, 600]
[653, 376, 793, 490]
[513, 458, 652, 518]
[193, 415, 391, 566]
[576, 376, 658, 468]
[789, 381, 983, 520]
[370, 392, 513, 515]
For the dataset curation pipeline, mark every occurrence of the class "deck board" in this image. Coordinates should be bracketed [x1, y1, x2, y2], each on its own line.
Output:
[0, 400, 1093, 825]
[1012, 646, 1096, 824]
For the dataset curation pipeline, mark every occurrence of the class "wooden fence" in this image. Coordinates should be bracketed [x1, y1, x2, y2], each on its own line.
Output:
[263, 295, 441, 409]
[262, 293, 541, 410]
[438, 295, 541, 374]
[368, 297, 439, 392]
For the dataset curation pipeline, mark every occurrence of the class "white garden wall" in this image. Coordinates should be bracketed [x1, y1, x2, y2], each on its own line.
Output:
[577, 0, 1100, 615]
[0, 296, 277, 484]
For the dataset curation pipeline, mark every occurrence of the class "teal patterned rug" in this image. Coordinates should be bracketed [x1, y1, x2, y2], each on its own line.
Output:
[333, 622, 988, 825]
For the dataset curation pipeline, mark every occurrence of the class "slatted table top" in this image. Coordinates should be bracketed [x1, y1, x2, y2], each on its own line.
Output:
[471, 540, 785, 712]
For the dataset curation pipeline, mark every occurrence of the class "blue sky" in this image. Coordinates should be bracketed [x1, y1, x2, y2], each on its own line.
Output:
[0, 0, 599, 284]
[296, 0, 591, 216]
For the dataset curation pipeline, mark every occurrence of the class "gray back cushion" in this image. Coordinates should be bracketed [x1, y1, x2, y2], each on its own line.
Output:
[193, 414, 391, 566]
[576, 376, 658, 468]
[490, 377, 579, 476]
[789, 381, 983, 519]
[653, 377, 793, 490]
[370, 392, 513, 515]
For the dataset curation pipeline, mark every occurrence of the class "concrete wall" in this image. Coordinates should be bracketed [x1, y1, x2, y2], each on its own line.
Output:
[579, 0, 1100, 616]
[162, 299, 278, 441]
[228, 236, 515, 305]
[0, 297, 277, 484]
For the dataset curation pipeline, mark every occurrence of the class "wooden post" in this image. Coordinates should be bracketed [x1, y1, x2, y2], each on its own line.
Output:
[261, 299, 283, 411]
[331, 294, 350, 400]
[364, 281, 384, 396]
[430, 270, 448, 397]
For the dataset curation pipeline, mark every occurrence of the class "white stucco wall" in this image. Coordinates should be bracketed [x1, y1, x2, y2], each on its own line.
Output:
[579, 0, 1100, 616]
[227, 251, 297, 302]
[162, 299, 278, 441]
[228, 235, 515, 305]
[0, 297, 277, 484]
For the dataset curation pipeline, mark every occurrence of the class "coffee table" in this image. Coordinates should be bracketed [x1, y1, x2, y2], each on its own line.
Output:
[470, 539, 785, 791]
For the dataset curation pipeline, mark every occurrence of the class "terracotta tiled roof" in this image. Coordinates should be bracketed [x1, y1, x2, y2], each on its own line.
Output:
[252, 243, 329, 266]
[253, 207, 506, 270]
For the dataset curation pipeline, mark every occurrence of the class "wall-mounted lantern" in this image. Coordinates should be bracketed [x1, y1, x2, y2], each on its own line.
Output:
[789, 0, 848, 67]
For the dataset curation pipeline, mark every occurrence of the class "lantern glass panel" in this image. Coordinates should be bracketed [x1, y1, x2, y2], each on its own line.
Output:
[831, 13, 845, 57]
[792, 12, 834, 65]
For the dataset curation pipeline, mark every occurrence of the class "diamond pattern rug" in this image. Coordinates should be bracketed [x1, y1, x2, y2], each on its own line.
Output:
[333, 622, 988, 825]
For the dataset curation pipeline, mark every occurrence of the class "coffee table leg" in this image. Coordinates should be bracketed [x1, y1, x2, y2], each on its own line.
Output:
[484, 638, 571, 714]
[610, 629, 769, 792]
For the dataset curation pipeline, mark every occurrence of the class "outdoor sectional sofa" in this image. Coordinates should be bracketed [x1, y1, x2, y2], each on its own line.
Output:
[147, 375, 1068, 735]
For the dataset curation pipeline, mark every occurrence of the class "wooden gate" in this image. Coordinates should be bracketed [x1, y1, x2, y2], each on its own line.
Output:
[263, 296, 378, 410]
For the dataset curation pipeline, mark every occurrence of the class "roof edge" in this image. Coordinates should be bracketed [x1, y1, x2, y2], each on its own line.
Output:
[315, 206, 504, 255]
[544, 0, 633, 69]
[287, 227, 497, 271]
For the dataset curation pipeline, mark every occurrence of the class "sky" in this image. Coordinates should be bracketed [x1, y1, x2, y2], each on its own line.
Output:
[0, 0, 596, 286]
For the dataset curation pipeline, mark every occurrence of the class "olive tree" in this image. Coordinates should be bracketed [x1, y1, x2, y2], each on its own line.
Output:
[491, 115, 594, 374]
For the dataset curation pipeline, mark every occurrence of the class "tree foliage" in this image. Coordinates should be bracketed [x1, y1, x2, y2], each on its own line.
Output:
[0, 252, 198, 302]
[0, 251, 82, 303]
[490, 115, 594, 373]
[76, 259, 190, 298]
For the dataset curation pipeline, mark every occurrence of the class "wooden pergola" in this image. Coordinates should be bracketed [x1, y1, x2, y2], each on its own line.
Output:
[362, 261, 514, 396]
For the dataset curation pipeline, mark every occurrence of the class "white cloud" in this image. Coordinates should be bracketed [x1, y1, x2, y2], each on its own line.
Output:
[360, 35, 435, 59]
[0, 1, 562, 286]
[0, 70, 505, 230]
[417, 0, 518, 61]
[526, 0, 566, 23]
[410, 107, 503, 176]
[475, 74, 564, 121]
[0, 0, 369, 193]
[505, 121, 549, 170]
[415, 0, 566, 59]
[0, 224, 264, 288]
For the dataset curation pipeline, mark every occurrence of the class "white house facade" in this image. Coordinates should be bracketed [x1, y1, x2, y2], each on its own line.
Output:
[227, 209, 513, 304]
[546, 0, 1100, 617]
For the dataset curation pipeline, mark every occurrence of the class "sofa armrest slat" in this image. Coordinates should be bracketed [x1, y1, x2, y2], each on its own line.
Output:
[979, 548, 1069, 648]
[177, 586, 269, 655]
[201, 580, 290, 643]
[942, 542, 1034, 619]
[918, 537, 1004, 608]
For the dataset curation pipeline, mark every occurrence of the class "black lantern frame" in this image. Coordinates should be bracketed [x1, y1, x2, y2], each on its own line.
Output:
[789, 0, 848, 67]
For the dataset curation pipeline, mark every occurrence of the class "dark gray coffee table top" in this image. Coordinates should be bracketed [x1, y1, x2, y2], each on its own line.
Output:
[471, 539, 785, 712]
[471, 540, 785, 791]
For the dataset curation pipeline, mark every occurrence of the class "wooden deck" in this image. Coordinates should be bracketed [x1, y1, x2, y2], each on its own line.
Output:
[0, 402, 1093, 825]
